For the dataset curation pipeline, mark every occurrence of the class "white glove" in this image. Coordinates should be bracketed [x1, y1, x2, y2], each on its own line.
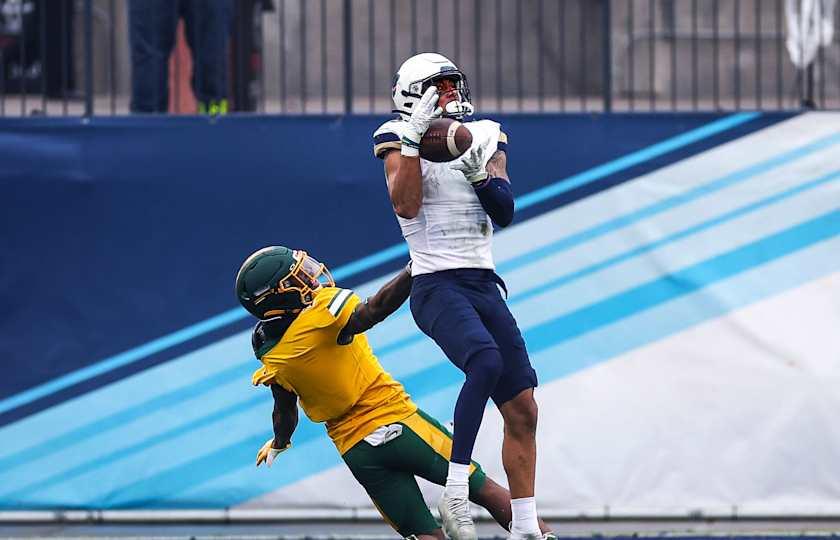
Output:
[256, 437, 290, 467]
[452, 142, 489, 185]
[401, 86, 442, 158]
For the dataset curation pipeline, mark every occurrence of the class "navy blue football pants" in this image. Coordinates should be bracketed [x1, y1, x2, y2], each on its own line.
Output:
[410, 269, 537, 465]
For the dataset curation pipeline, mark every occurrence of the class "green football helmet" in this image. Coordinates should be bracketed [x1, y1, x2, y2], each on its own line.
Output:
[235, 246, 335, 320]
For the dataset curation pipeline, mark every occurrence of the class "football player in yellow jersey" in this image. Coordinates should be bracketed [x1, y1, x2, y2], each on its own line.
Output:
[235, 246, 555, 540]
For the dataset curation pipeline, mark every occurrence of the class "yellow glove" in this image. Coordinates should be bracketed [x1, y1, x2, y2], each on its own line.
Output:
[256, 438, 291, 467]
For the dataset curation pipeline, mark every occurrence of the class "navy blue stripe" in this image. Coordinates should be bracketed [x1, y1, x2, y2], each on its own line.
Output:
[513, 112, 786, 225]
[373, 132, 400, 145]
[0, 316, 255, 428]
[0, 113, 786, 427]
[497, 141, 508, 153]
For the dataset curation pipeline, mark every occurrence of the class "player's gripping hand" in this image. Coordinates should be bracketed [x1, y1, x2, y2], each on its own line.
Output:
[452, 141, 490, 185]
[256, 437, 291, 467]
[402, 86, 443, 158]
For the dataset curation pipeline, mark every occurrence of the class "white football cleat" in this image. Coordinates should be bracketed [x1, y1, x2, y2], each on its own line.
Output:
[507, 526, 545, 540]
[508, 533, 542, 540]
[437, 492, 477, 540]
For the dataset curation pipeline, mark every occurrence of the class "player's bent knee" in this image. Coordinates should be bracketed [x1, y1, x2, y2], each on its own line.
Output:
[502, 392, 538, 436]
[464, 347, 504, 382]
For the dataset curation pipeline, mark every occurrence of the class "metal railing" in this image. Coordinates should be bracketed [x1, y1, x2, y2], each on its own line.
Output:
[0, 0, 837, 117]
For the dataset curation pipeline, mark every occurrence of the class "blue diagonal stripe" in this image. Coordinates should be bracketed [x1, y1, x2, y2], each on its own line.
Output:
[0, 113, 761, 417]
[136, 208, 840, 506]
[5, 394, 270, 502]
[4, 155, 837, 485]
[498, 130, 840, 273]
[0, 361, 255, 474]
[508, 169, 840, 305]
[18, 202, 840, 507]
[514, 112, 761, 210]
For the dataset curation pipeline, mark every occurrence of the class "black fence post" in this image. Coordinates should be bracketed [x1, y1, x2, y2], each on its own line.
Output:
[83, 0, 93, 117]
[343, 0, 353, 114]
[602, 0, 612, 112]
[803, 64, 816, 108]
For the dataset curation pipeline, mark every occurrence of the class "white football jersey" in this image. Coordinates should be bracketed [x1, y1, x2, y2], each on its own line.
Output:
[372, 119, 508, 276]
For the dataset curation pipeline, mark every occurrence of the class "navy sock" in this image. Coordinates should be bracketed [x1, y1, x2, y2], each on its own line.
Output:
[450, 347, 504, 464]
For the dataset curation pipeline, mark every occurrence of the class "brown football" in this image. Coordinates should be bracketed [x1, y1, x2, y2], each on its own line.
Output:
[420, 118, 473, 162]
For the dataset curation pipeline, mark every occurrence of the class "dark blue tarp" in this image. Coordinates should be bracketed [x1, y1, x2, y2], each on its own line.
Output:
[0, 112, 787, 412]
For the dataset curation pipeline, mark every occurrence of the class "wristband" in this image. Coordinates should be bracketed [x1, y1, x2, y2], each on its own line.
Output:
[400, 135, 421, 158]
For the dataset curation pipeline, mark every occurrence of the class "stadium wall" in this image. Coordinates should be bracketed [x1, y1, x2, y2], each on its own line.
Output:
[1, 112, 839, 515]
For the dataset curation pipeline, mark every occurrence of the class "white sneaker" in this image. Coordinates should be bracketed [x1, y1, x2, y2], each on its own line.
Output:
[437, 491, 477, 540]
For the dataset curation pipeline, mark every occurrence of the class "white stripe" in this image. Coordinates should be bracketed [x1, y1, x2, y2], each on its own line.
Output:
[446, 120, 461, 157]
[328, 289, 352, 317]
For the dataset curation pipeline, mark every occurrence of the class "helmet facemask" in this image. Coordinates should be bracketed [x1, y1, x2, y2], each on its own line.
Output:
[392, 55, 475, 121]
[422, 72, 474, 120]
[239, 249, 335, 320]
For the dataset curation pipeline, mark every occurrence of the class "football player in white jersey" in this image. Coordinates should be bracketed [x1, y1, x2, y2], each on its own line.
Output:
[372, 53, 543, 540]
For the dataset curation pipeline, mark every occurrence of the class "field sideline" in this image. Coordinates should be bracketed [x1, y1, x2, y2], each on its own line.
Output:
[2, 519, 840, 539]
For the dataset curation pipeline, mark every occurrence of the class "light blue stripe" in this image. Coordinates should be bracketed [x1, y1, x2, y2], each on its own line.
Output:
[498, 130, 840, 273]
[165, 230, 840, 508]
[0, 114, 759, 417]
[0, 308, 247, 415]
[515, 111, 760, 210]
[15, 207, 839, 508]
[3, 148, 833, 485]
[331, 243, 410, 281]
[5, 146, 833, 485]
[508, 169, 840, 305]
[0, 361, 255, 473]
[138, 210, 840, 507]
[5, 394, 270, 502]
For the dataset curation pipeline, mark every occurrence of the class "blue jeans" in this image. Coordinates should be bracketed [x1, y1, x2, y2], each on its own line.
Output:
[128, 0, 233, 113]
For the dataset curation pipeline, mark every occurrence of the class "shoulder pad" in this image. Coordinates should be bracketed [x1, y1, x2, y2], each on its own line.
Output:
[325, 288, 355, 319]
[497, 130, 508, 153]
[373, 120, 406, 159]
[374, 119, 407, 138]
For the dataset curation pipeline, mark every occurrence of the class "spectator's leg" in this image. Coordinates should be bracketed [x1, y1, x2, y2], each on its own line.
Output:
[128, 0, 178, 112]
[182, 0, 234, 113]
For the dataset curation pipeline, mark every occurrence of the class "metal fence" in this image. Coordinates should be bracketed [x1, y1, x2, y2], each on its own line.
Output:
[0, 0, 838, 116]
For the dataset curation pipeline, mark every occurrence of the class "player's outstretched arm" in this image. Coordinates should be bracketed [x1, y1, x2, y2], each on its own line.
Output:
[385, 86, 441, 219]
[336, 262, 413, 345]
[256, 384, 298, 467]
[271, 383, 298, 446]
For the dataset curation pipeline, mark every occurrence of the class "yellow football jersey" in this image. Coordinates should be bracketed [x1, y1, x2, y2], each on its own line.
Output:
[252, 287, 417, 454]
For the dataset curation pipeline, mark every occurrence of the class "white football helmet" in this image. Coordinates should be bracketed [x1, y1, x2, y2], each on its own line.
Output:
[391, 52, 474, 120]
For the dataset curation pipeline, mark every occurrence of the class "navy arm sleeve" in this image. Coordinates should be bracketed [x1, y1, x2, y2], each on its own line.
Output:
[474, 177, 514, 228]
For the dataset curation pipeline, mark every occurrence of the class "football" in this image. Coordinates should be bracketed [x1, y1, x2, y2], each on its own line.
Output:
[420, 118, 473, 162]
